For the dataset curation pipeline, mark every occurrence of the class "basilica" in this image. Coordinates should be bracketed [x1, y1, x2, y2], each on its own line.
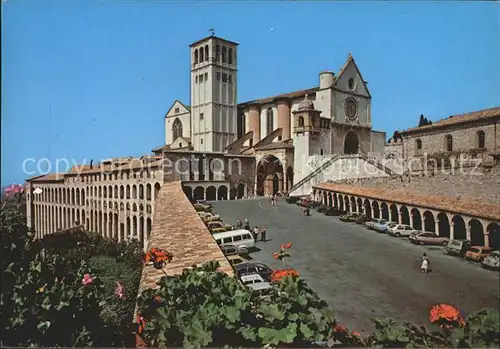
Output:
[156, 33, 387, 199]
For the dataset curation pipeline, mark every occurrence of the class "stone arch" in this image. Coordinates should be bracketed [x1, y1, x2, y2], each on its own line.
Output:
[452, 215, 467, 240]
[356, 198, 363, 213]
[230, 187, 237, 200]
[146, 183, 152, 200]
[172, 118, 183, 140]
[126, 185, 130, 199]
[133, 203, 137, 212]
[218, 186, 228, 200]
[114, 185, 119, 198]
[350, 197, 356, 212]
[423, 211, 435, 232]
[372, 201, 380, 218]
[154, 182, 161, 200]
[333, 193, 338, 208]
[193, 186, 204, 201]
[437, 213, 450, 237]
[390, 204, 398, 222]
[363, 198, 372, 218]
[183, 186, 193, 201]
[114, 213, 119, 239]
[469, 219, 484, 246]
[103, 186, 108, 198]
[237, 183, 245, 199]
[286, 166, 294, 191]
[411, 208, 422, 230]
[132, 185, 137, 199]
[322, 192, 327, 206]
[126, 217, 131, 239]
[147, 217, 152, 246]
[206, 186, 217, 201]
[344, 131, 359, 154]
[256, 155, 284, 196]
[344, 196, 350, 212]
[132, 216, 137, 241]
[487, 223, 500, 249]
[400, 206, 410, 225]
[328, 193, 333, 207]
[139, 216, 144, 247]
[139, 184, 144, 200]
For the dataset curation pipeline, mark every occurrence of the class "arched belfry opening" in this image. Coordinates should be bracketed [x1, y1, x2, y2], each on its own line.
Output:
[344, 131, 359, 154]
[256, 155, 284, 196]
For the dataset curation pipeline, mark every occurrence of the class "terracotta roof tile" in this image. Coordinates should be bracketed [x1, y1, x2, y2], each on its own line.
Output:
[138, 181, 233, 292]
[403, 107, 500, 134]
[29, 173, 65, 182]
[255, 140, 293, 150]
[314, 183, 500, 221]
[239, 87, 319, 107]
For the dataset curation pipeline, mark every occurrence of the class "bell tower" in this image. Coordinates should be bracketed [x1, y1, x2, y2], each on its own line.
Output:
[189, 32, 239, 152]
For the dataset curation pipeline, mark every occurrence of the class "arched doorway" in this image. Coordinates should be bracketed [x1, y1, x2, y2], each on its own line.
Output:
[344, 131, 359, 154]
[452, 215, 466, 240]
[423, 211, 435, 232]
[230, 187, 237, 200]
[256, 155, 284, 196]
[364, 199, 372, 218]
[487, 223, 500, 249]
[193, 186, 204, 201]
[411, 208, 422, 230]
[183, 186, 193, 201]
[437, 213, 450, 238]
[390, 204, 398, 222]
[372, 201, 380, 218]
[469, 219, 484, 246]
[286, 166, 294, 192]
[206, 186, 217, 201]
[218, 186, 228, 200]
[237, 183, 245, 199]
[400, 206, 410, 225]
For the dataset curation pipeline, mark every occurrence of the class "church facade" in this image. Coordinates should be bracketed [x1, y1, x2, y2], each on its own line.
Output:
[161, 34, 386, 198]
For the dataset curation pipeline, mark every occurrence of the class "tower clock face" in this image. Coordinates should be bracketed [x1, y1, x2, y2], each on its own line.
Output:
[345, 98, 358, 120]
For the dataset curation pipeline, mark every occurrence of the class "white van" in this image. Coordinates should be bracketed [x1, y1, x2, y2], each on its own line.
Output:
[213, 229, 255, 249]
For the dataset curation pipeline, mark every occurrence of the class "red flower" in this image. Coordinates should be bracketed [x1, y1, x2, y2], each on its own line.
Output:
[333, 324, 348, 333]
[272, 252, 280, 259]
[351, 331, 361, 337]
[81, 273, 94, 286]
[136, 314, 146, 334]
[270, 268, 300, 282]
[284, 242, 292, 249]
[144, 247, 173, 269]
[429, 304, 465, 328]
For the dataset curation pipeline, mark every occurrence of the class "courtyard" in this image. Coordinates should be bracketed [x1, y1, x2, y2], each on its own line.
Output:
[211, 198, 500, 335]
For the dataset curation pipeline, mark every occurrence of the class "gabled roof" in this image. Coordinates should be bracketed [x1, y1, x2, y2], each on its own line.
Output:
[255, 139, 293, 151]
[28, 173, 65, 182]
[164, 100, 190, 118]
[238, 87, 319, 108]
[189, 35, 238, 47]
[334, 53, 371, 98]
[402, 107, 500, 135]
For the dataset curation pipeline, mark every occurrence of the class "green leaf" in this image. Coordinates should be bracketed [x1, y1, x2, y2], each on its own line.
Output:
[259, 323, 298, 345]
[299, 323, 315, 339]
[37, 321, 51, 331]
[259, 303, 286, 321]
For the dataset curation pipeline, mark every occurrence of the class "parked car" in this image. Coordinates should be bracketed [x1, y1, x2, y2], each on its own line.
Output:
[355, 215, 372, 225]
[226, 254, 251, 266]
[324, 207, 345, 216]
[206, 221, 232, 232]
[388, 224, 416, 237]
[286, 197, 300, 204]
[198, 211, 220, 220]
[339, 213, 360, 222]
[234, 262, 274, 280]
[481, 250, 500, 270]
[193, 203, 212, 212]
[465, 246, 493, 262]
[316, 204, 327, 213]
[220, 244, 249, 257]
[240, 274, 273, 292]
[409, 231, 450, 246]
[446, 239, 473, 257]
[366, 218, 387, 230]
[373, 221, 396, 233]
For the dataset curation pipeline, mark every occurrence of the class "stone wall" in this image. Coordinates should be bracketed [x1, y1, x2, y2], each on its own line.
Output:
[138, 181, 233, 293]
[332, 166, 500, 205]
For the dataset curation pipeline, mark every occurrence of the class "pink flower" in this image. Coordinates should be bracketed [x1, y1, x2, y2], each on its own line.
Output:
[81, 273, 94, 286]
[115, 281, 126, 299]
[4, 184, 24, 197]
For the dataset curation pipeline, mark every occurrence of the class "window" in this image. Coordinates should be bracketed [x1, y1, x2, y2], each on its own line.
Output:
[298, 116, 305, 127]
[216, 44, 220, 61]
[204, 45, 209, 61]
[320, 148, 324, 155]
[179, 143, 182, 148]
[445, 134, 453, 151]
[243, 233, 251, 239]
[195, 76, 198, 83]
[348, 77, 355, 90]
[228, 48, 233, 64]
[174, 107, 180, 114]
[204, 72, 208, 80]
[223, 237, 232, 244]
[477, 130, 485, 149]
[233, 235, 242, 241]
[228, 74, 232, 84]
[216, 239, 221, 245]
[172, 118, 183, 140]
[200, 113, 204, 120]
[266, 108, 274, 135]
[199, 74, 204, 82]
[222, 46, 227, 63]
[200, 138, 203, 144]
[416, 139, 422, 154]
[216, 72, 221, 81]
[222, 73, 228, 82]
[194, 49, 198, 64]
[278, 136, 282, 141]
[199, 47, 204, 62]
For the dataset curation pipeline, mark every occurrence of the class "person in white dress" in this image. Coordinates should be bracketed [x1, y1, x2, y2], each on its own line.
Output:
[421, 253, 429, 274]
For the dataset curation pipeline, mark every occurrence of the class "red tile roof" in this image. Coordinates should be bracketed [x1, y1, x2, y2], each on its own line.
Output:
[314, 183, 500, 221]
[238, 87, 319, 107]
[28, 173, 65, 182]
[402, 107, 500, 134]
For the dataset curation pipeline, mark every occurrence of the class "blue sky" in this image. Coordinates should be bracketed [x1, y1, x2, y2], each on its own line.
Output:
[2, 1, 499, 186]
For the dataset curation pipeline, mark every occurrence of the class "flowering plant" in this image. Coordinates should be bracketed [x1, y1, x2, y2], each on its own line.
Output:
[429, 304, 465, 329]
[144, 247, 173, 270]
[272, 242, 292, 267]
[270, 268, 300, 283]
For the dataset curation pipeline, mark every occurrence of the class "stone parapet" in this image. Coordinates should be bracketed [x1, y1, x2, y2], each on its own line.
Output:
[138, 181, 233, 292]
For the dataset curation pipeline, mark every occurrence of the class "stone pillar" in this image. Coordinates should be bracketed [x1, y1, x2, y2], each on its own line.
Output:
[248, 105, 261, 146]
[466, 225, 471, 241]
[203, 189, 207, 201]
[398, 212, 402, 224]
[450, 222, 455, 241]
[143, 217, 148, 250]
[484, 232, 490, 247]
[277, 98, 291, 140]
[278, 173, 284, 192]
[435, 220, 440, 236]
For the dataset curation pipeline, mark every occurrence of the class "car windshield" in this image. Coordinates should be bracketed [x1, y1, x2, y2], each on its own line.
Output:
[468, 248, 480, 253]
[450, 241, 462, 246]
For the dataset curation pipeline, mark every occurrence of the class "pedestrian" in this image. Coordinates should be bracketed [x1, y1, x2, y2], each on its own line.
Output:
[253, 226, 259, 242]
[421, 253, 429, 274]
[260, 226, 267, 242]
[244, 218, 250, 230]
[236, 218, 242, 229]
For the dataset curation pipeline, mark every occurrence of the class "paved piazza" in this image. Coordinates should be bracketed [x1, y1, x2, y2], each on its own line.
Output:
[211, 198, 500, 335]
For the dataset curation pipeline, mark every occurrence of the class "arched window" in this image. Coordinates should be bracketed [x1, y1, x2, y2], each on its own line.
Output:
[298, 116, 305, 127]
[266, 108, 274, 135]
[216, 44, 220, 61]
[199, 47, 204, 62]
[194, 49, 198, 64]
[222, 46, 227, 63]
[416, 139, 422, 154]
[320, 148, 324, 155]
[477, 130, 485, 149]
[205, 45, 209, 61]
[445, 134, 453, 152]
[228, 48, 233, 64]
[172, 118, 183, 140]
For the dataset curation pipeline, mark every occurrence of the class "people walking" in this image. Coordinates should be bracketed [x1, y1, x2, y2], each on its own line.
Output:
[244, 218, 250, 230]
[260, 226, 267, 242]
[253, 226, 259, 242]
[421, 253, 429, 274]
[236, 218, 242, 229]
